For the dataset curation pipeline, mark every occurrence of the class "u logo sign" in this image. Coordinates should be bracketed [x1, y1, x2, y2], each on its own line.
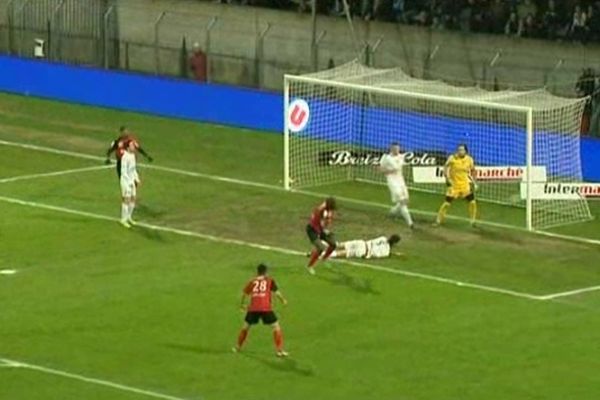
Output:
[288, 99, 310, 132]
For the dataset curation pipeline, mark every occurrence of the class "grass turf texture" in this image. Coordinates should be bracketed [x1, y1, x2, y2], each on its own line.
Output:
[1, 92, 600, 399]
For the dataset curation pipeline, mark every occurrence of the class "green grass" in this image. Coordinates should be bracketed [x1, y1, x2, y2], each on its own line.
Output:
[1, 92, 600, 400]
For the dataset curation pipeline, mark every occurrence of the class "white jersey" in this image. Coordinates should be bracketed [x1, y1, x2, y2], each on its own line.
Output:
[342, 236, 391, 259]
[380, 153, 408, 202]
[120, 151, 139, 186]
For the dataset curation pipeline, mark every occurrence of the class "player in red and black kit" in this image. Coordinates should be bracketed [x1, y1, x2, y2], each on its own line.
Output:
[306, 197, 337, 274]
[105, 126, 153, 178]
[233, 263, 289, 357]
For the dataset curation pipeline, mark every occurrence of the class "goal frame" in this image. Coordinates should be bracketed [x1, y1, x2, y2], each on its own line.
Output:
[283, 74, 535, 231]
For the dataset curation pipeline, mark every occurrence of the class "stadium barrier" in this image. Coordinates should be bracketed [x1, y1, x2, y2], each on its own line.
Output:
[0, 55, 599, 181]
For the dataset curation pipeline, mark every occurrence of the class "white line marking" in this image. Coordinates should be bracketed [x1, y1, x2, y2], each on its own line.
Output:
[537, 285, 600, 300]
[0, 357, 190, 400]
[0, 269, 18, 275]
[1, 138, 599, 246]
[0, 359, 22, 368]
[0, 165, 111, 184]
[0, 139, 104, 161]
[0, 194, 542, 301]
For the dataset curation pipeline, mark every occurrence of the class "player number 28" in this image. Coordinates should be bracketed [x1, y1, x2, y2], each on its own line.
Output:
[252, 280, 268, 293]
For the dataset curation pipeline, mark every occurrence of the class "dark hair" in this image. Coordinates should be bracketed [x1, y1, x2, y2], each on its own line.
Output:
[119, 126, 127, 133]
[325, 197, 337, 210]
[257, 263, 268, 275]
[388, 234, 401, 246]
[390, 142, 400, 147]
[458, 143, 469, 153]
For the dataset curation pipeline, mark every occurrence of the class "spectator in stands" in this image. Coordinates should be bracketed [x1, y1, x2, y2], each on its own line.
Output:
[519, 13, 539, 38]
[504, 11, 520, 36]
[587, 4, 600, 42]
[541, 0, 563, 40]
[516, 0, 537, 20]
[489, 0, 509, 34]
[576, 68, 596, 135]
[569, 4, 588, 42]
[189, 42, 207, 83]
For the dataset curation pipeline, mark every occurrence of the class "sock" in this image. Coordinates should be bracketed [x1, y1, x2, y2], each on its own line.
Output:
[237, 328, 249, 349]
[468, 200, 477, 223]
[121, 203, 128, 221]
[399, 204, 413, 227]
[128, 203, 136, 220]
[329, 250, 338, 258]
[308, 249, 321, 267]
[273, 329, 284, 351]
[322, 245, 336, 261]
[437, 202, 451, 224]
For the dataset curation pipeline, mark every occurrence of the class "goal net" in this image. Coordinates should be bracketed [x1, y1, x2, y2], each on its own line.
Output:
[284, 60, 592, 231]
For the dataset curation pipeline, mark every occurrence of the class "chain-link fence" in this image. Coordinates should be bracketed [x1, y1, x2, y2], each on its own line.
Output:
[0, 0, 598, 95]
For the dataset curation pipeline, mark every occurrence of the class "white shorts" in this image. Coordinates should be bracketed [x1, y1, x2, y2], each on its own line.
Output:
[121, 181, 136, 198]
[388, 182, 409, 203]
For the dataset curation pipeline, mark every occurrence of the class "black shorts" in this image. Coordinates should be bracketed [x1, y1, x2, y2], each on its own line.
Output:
[306, 225, 336, 244]
[116, 158, 121, 179]
[245, 311, 278, 325]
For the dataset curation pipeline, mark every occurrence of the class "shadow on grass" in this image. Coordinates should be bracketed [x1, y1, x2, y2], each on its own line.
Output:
[136, 203, 167, 219]
[239, 351, 315, 377]
[315, 267, 380, 295]
[134, 225, 168, 242]
[164, 343, 315, 377]
[164, 343, 230, 356]
[473, 225, 524, 245]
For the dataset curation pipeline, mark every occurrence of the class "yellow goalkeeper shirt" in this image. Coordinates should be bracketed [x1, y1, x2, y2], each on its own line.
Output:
[447, 154, 474, 189]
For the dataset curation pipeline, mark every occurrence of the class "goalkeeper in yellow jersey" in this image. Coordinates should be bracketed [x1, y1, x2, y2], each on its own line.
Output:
[435, 144, 478, 226]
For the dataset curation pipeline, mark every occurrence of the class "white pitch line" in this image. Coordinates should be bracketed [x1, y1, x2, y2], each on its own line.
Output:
[0, 194, 543, 301]
[1, 138, 599, 247]
[537, 285, 600, 300]
[0, 165, 111, 184]
[0, 357, 190, 400]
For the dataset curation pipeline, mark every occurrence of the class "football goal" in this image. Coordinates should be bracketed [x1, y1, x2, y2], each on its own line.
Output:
[283, 60, 592, 231]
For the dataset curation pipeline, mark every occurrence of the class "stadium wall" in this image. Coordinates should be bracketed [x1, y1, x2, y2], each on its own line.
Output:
[0, 55, 598, 181]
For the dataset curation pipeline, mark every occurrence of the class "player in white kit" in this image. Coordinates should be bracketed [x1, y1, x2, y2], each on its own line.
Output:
[379, 143, 414, 228]
[330, 234, 401, 259]
[120, 140, 140, 228]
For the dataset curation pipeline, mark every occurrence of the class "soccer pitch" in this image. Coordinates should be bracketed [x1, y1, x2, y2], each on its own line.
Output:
[1, 92, 600, 400]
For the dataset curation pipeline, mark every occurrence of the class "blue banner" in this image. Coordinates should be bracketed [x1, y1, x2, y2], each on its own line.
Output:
[0, 55, 598, 181]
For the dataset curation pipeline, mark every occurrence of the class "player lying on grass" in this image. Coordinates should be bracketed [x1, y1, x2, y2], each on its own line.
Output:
[105, 126, 153, 179]
[329, 234, 402, 259]
[379, 143, 414, 229]
[119, 140, 140, 228]
[435, 144, 478, 227]
[234, 263, 289, 357]
[306, 197, 337, 275]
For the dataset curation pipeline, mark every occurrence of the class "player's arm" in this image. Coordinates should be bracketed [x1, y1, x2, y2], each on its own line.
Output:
[443, 156, 453, 186]
[469, 159, 478, 191]
[137, 146, 153, 162]
[239, 292, 249, 312]
[105, 140, 118, 164]
[378, 156, 394, 174]
[275, 291, 287, 306]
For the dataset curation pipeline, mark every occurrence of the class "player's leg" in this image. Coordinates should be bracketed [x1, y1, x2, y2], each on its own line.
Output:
[466, 192, 477, 226]
[268, 317, 288, 357]
[394, 187, 414, 228]
[307, 225, 326, 271]
[329, 242, 347, 258]
[320, 232, 337, 261]
[435, 190, 455, 225]
[120, 182, 132, 228]
[233, 315, 256, 352]
[127, 183, 137, 224]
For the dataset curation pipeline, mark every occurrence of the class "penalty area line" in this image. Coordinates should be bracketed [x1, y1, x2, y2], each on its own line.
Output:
[0, 357, 191, 400]
[0, 194, 542, 301]
[0, 138, 599, 247]
[537, 285, 600, 300]
[0, 165, 111, 184]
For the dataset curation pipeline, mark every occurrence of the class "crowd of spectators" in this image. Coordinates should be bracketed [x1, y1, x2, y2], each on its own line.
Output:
[226, 0, 600, 44]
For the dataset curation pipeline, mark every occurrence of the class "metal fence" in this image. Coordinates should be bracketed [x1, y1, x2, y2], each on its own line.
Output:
[0, 1, 597, 95]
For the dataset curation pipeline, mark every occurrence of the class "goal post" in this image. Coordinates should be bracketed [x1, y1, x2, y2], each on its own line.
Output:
[283, 61, 592, 231]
